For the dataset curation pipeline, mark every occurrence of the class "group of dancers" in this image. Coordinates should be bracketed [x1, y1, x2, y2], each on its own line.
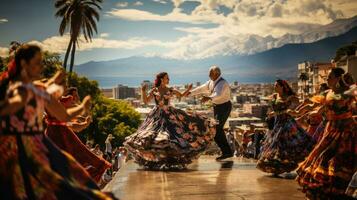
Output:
[0, 43, 356, 200]
[125, 66, 356, 199]
[256, 68, 356, 199]
[0, 44, 116, 199]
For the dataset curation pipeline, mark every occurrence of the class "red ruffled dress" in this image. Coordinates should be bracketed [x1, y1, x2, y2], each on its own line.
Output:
[45, 95, 111, 183]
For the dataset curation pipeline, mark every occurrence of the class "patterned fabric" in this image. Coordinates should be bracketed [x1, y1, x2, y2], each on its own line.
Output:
[346, 171, 357, 198]
[307, 92, 329, 144]
[296, 89, 357, 199]
[124, 87, 216, 169]
[0, 82, 116, 200]
[45, 96, 111, 183]
[257, 94, 314, 174]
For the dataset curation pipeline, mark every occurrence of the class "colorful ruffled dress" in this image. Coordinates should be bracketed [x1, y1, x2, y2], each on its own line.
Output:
[307, 92, 329, 144]
[296, 89, 357, 199]
[346, 171, 357, 198]
[124, 87, 216, 169]
[257, 94, 314, 174]
[45, 95, 111, 183]
[0, 82, 116, 200]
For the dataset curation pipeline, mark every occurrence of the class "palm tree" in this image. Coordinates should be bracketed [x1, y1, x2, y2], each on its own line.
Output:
[299, 72, 309, 99]
[55, 0, 102, 72]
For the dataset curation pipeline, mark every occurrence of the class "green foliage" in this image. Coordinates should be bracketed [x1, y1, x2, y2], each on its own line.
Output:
[0, 57, 9, 73]
[1, 51, 62, 77]
[0, 57, 5, 72]
[334, 41, 357, 61]
[39, 55, 141, 148]
[88, 97, 140, 147]
[299, 72, 309, 81]
[67, 72, 101, 100]
[64, 71, 140, 148]
[42, 51, 63, 78]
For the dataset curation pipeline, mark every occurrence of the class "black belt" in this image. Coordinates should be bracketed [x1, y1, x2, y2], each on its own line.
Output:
[213, 101, 231, 107]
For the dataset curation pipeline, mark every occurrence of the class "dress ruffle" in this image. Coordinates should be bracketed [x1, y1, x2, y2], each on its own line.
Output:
[257, 114, 314, 174]
[124, 106, 215, 169]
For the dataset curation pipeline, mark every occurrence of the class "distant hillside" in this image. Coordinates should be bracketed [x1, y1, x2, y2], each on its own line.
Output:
[76, 26, 357, 87]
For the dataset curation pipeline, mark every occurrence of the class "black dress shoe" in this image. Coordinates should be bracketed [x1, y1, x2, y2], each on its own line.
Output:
[216, 154, 233, 161]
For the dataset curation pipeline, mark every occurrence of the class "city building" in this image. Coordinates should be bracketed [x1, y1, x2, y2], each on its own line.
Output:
[234, 92, 260, 104]
[227, 117, 262, 130]
[242, 103, 269, 119]
[297, 61, 334, 98]
[335, 50, 357, 80]
[142, 80, 154, 90]
[113, 84, 136, 99]
[100, 88, 113, 98]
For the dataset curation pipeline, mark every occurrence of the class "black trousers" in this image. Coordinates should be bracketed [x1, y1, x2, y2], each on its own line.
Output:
[213, 101, 232, 155]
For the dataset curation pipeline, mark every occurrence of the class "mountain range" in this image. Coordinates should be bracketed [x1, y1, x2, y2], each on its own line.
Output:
[76, 16, 357, 88]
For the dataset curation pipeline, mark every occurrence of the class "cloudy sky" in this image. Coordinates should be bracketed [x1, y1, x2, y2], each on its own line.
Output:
[0, 0, 357, 64]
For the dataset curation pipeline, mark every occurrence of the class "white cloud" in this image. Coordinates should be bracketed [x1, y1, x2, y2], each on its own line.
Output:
[107, 8, 226, 24]
[4, 0, 354, 61]
[108, 0, 352, 36]
[100, 33, 109, 38]
[24, 34, 175, 54]
[116, 2, 129, 8]
[0, 18, 8, 23]
[133, 1, 144, 6]
[153, 0, 167, 4]
[106, 0, 357, 59]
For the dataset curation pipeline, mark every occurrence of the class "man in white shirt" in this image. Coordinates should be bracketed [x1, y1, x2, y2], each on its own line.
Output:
[189, 66, 233, 160]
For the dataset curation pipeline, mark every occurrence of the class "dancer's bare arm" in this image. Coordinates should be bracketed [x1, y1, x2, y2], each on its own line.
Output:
[0, 88, 27, 116]
[142, 84, 154, 104]
[46, 95, 91, 122]
[172, 84, 193, 98]
[70, 116, 91, 132]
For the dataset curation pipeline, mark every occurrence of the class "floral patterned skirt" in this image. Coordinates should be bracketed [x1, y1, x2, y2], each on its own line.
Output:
[346, 171, 357, 198]
[257, 114, 314, 174]
[0, 133, 116, 200]
[45, 125, 111, 183]
[311, 121, 325, 144]
[296, 119, 357, 199]
[124, 106, 216, 169]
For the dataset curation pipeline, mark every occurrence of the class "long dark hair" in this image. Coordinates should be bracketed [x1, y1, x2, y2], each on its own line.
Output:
[276, 79, 295, 97]
[330, 68, 354, 92]
[0, 44, 41, 100]
[154, 72, 168, 87]
[64, 87, 78, 96]
[339, 73, 355, 91]
[318, 83, 329, 93]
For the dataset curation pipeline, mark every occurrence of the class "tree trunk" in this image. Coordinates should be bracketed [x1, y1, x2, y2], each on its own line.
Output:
[63, 38, 72, 71]
[69, 41, 76, 73]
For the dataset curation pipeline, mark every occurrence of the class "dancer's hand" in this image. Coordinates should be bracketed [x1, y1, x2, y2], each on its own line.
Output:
[187, 83, 193, 91]
[82, 96, 91, 112]
[53, 70, 66, 85]
[141, 84, 147, 92]
[201, 96, 211, 103]
[85, 116, 92, 123]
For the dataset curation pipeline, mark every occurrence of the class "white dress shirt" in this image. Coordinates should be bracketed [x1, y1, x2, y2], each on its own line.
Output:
[190, 76, 231, 105]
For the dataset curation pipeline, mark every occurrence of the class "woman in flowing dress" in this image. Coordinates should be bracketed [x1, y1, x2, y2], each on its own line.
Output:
[124, 72, 216, 169]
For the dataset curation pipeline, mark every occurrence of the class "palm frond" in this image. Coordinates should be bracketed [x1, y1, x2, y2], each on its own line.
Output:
[85, 6, 100, 21]
[84, 11, 98, 33]
[83, 1, 102, 10]
[59, 17, 68, 35]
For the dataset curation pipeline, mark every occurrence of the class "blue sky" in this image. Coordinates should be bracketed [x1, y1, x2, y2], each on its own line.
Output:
[1, 0, 357, 64]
